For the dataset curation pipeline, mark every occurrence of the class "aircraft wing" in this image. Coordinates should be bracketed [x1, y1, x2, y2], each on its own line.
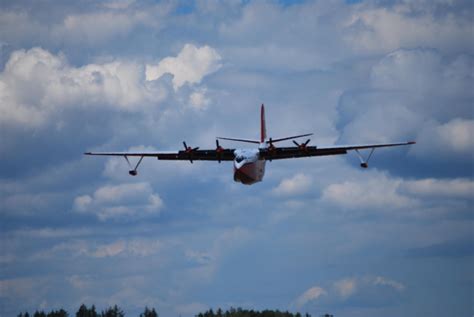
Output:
[260, 141, 416, 160]
[84, 149, 236, 161]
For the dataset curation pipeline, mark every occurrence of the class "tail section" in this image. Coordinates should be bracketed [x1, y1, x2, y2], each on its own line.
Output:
[260, 104, 267, 143]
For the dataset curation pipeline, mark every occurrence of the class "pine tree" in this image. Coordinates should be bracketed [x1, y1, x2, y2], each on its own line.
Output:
[34, 311, 46, 317]
[101, 305, 124, 317]
[140, 307, 158, 317]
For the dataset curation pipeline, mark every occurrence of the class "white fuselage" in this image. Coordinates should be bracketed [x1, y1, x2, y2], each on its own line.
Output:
[233, 146, 266, 185]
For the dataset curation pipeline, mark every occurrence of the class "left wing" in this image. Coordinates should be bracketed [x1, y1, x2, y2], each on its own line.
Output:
[84, 149, 236, 161]
[260, 141, 416, 161]
[85, 146, 236, 176]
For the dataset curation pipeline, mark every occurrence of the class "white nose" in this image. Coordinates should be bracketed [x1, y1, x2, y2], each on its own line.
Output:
[234, 160, 246, 170]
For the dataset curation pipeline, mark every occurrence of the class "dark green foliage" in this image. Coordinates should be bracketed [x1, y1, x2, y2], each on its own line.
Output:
[195, 308, 311, 317]
[76, 304, 98, 317]
[139, 307, 158, 317]
[19, 306, 310, 317]
[100, 306, 125, 317]
[22, 310, 68, 317]
[47, 309, 68, 317]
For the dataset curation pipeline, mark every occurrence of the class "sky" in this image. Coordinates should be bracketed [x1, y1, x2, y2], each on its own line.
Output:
[0, 0, 473, 316]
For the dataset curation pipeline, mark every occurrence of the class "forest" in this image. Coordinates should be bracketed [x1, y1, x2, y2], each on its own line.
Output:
[16, 305, 328, 317]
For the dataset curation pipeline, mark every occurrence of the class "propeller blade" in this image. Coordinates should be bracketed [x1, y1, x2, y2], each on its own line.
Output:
[293, 140, 299, 146]
[304, 139, 311, 146]
[183, 141, 188, 150]
[193, 147, 199, 151]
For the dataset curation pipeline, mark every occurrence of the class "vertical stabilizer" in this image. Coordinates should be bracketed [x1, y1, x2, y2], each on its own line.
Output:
[260, 104, 267, 143]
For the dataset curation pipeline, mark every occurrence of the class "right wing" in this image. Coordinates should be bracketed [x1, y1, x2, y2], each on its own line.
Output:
[260, 141, 415, 160]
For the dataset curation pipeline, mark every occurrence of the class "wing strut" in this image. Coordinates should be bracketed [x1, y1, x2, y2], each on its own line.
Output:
[354, 148, 375, 168]
[124, 155, 144, 176]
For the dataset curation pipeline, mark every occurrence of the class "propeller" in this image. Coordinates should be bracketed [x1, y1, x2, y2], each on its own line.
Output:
[215, 139, 224, 152]
[268, 137, 276, 151]
[293, 139, 311, 151]
[215, 139, 224, 163]
[183, 141, 199, 163]
[183, 141, 199, 152]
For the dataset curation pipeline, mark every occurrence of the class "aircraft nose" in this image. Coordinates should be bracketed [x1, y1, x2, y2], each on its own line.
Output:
[234, 159, 247, 170]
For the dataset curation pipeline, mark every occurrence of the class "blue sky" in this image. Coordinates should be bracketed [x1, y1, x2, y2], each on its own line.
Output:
[0, 0, 473, 316]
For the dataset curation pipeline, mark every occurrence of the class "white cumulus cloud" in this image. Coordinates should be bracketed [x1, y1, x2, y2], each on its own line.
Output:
[273, 173, 312, 196]
[412, 118, 474, 159]
[321, 173, 418, 210]
[146, 44, 222, 90]
[400, 178, 474, 200]
[345, 3, 473, 54]
[0, 47, 165, 128]
[73, 182, 163, 221]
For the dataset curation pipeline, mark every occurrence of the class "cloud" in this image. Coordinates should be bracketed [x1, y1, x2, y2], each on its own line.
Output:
[218, 1, 352, 71]
[320, 173, 418, 210]
[189, 87, 210, 110]
[295, 276, 405, 309]
[56, 12, 140, 43]
[0, 47, 166, 128]
[400, 178, 474, 200]
[73, 182, 163, 221]
[93, 240, 126, 257]
[146, 44, 222, 91]
[412, 118, 474, 160]
[333, 278, 357, 298]
[339, 49, 473, 148]
[371, 49, 473, 101]
[272, 173, 312, 196]
[333, 276, 405, 300]
[35, 238, 163, 259]
[373, 276, 405, 292]
[321, 171, 473, 212]
[52, 4, 169, 45]
[295, 286, 327, 308]
[344, 2, 473, 54]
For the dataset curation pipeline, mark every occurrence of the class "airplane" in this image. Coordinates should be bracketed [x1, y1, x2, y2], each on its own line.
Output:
[85, 104, 415, 185]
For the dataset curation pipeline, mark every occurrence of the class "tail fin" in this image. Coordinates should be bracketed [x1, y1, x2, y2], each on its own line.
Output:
[260, 104, 267, 143]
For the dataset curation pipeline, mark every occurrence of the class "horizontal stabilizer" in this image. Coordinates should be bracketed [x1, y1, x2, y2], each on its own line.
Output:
[216, 137, 260, 144]
[269, 133, 313, 143]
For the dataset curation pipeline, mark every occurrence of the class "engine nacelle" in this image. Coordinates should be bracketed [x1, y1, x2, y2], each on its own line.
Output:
[360, 163, 368, 168]
[129, 170, 138, 176]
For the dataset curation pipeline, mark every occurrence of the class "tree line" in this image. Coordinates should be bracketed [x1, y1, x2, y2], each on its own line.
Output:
[17, 305, 157, 317]
[18, 305, 319, 317]
[196, 308, 313, 317]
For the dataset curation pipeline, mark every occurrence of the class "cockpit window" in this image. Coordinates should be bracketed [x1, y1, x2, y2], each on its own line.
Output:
[235, 155, 245, 163]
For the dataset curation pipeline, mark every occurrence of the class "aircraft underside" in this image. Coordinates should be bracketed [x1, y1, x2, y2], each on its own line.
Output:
[233, 160, 266, 185]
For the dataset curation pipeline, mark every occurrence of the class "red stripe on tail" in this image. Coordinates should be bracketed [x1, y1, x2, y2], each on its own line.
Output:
[260, 104, 266, 143]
